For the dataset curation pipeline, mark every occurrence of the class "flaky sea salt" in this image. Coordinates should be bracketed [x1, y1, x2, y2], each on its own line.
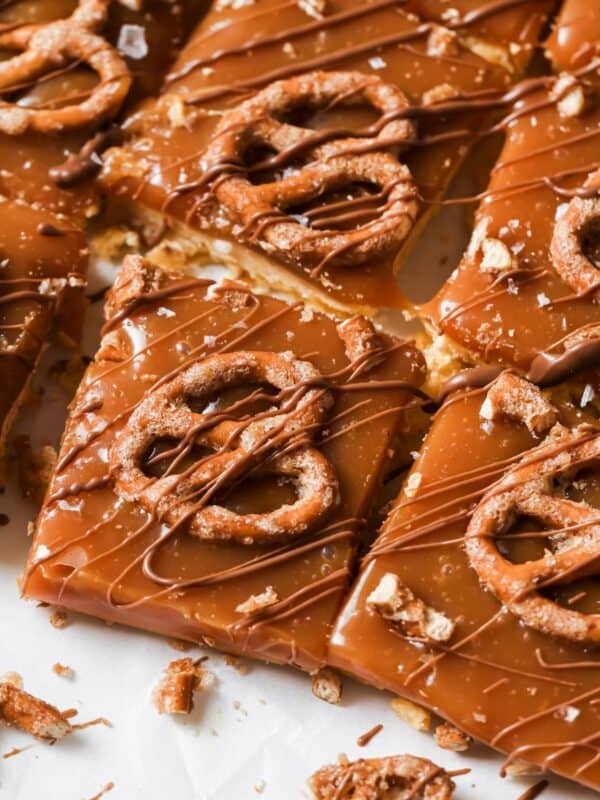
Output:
[117, 24, 148, 60]
[581, 384, 595, 408]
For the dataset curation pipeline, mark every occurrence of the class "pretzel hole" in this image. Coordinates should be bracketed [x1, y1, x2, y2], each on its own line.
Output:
[14, 67, 100, 112]
[286, 181, 385, 232]
[273, 103, 380, 133]
[580, 216, 600, 269]
[141, 438, 213, 479]
[496, 515, 548, 564]
[541, 578, 597, 613]
[212, 475, 297, 516]
[186, 383, 280, 419]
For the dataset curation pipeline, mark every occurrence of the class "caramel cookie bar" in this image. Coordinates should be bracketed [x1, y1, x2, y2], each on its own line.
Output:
[424, 1, 600, 378]
[0, 198, 87, 472]
[23, 255, 427, 670]
[0, 0, 204, 219]
[329, 366, 600, 791]
[101, 0, 554, 317]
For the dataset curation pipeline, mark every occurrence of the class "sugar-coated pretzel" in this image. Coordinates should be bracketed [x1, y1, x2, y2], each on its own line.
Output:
[551, 167, 600, 298]
[112, 350, 339, 545]
[309, 754, 455, 799]
[0, 10, 131, 134]
[202, 70, 418, 272]
[466, 425, 600, 643]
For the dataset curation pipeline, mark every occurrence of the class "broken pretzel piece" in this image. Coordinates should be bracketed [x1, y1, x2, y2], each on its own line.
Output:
[311, 667, 342, 705]
[0, 681, 72, 741]
[367, 573, 455, 643]
[309, 753, 455, 799]
[434, 722, 472, 752]
[152, 657, 214, 715]
[480, 372, 558, 435]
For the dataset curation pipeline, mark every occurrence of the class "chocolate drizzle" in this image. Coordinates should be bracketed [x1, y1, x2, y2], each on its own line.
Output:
[49, 126, 124, 188]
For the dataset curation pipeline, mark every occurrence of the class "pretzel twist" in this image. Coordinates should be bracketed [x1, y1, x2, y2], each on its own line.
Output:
[0, 0, 132, 135]
[551, 167, 600, 298]
[467, 426, 600, 643]
[111, 351, 339, 545]
[201, 71, 418, 272]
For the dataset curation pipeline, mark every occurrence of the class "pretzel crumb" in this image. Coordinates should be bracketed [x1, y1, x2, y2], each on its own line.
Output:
[337, 316, 381, 363]
[0, 681, 72, 741]
[236, 586, 279, 615]
[1, 671, 23, 689]
[504, 759, 545, 777]
[552, 73, 586, 118]
[309, 753, 455, 798]
[311, 668, 342, 705]
[298, 0, 326, 20]
[167, 638, 196, 652]
[52, 663, 74, 679]
[480, 373, 557, 435]
[391, 697, 431, 732]
[152, 658, 214, 715]
[223, 654, 250, 675]
[423, 82, 460, 107]
[479, 237, 515, 274]
[49, 608, 69, 629]
[434, 722, 472, 752]
[427, 25, 458, 57]
[367, 573, 455, 643]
